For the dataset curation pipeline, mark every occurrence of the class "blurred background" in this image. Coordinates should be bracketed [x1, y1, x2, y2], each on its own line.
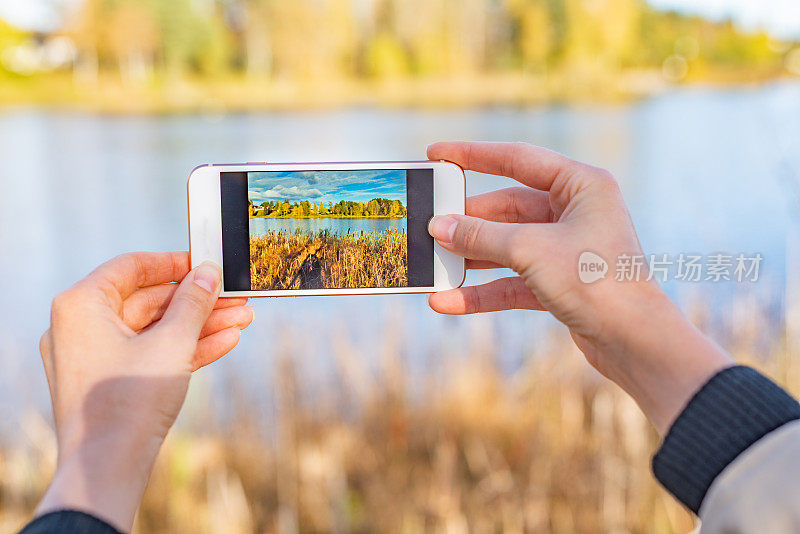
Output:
[1, 0, 800, 532]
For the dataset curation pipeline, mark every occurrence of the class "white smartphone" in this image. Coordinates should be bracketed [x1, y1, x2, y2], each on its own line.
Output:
[188, 161, 466, 297]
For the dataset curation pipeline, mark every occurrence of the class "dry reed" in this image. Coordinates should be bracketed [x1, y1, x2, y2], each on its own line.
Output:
[250, 229, 408, 290]
[1, 292, 796, 533]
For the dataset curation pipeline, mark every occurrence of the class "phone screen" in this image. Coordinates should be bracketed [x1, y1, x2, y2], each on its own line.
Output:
[219, 169, 434, 292]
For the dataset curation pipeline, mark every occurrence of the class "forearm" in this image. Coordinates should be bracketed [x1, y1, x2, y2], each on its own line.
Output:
[591, 282, 733, 435]
[35, 431, 163, 533]
[591, 283, 800, 521]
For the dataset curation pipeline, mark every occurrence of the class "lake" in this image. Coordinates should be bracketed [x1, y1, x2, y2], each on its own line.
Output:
[250, 217, 407, 237]
[1, 81, 799, 431]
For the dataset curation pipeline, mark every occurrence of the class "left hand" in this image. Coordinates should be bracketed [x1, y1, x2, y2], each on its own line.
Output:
[36, 252, 253, 532]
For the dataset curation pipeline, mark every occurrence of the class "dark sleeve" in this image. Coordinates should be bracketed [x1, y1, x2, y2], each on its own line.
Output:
[652, 365, 800, 514]
[19, 511, 121, 534]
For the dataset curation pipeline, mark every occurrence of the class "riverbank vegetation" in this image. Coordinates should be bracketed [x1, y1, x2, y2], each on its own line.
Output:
[249, 198, 406, 219]
[250, 229, 408, 290]
[0, 1, 798, 111]
[3, 298, 795, 532]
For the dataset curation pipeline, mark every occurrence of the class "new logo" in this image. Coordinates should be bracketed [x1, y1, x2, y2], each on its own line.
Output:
[578, 251, 608, 284]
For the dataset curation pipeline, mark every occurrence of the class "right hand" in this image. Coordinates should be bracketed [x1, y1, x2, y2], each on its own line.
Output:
[427, 142, 652, 354]
[427, 142, 731, 434]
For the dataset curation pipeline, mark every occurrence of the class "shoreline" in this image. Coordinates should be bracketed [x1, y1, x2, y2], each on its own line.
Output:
[1, 69, 795, 115]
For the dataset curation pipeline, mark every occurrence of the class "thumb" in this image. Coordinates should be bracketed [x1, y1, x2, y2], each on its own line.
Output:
[429, 214, 520, 266]
[158, 261, 222, 339]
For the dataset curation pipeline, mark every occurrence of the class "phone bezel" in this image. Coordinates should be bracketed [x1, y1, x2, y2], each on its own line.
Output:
[188, 161, 466, 297]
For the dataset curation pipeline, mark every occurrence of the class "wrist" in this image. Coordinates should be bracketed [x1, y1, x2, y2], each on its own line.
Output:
[38, 430, 163, 532]
[593, 282, 733, 435]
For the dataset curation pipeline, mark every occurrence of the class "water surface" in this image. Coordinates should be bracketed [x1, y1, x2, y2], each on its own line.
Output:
[1, 82, 799, 431]
[250, 217, 407, 237]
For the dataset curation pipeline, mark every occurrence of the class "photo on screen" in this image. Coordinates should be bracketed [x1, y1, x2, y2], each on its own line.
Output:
[247, 170, 409, 290]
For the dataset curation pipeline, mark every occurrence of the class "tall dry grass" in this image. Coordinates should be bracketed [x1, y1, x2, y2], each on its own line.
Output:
[250, 229, 408, 290]
[1, 292, 797, 533]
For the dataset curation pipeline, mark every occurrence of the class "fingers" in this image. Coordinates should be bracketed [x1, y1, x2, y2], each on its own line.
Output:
[429, 277, 543, 315]
[429, 214, 529, 266]
[122, 283, 177, 331]
[428, 142, 578, 192]
[467, 187, 553, 224]
[157, 262, 222, 340]
[211, 298, 250, 310]
[193, 327, 241, 371]
[199, 306, 254, 339]
[466, 259, 505, 270]
[39, 330, 55, 398]
[89, 252, 190, 301]
[192, 305, 254, 370]
[122, 282, 247, 332]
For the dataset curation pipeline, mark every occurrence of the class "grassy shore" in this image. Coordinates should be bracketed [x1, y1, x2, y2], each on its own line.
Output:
[250, 229, 408, 290]
[0, 68, 792, 114]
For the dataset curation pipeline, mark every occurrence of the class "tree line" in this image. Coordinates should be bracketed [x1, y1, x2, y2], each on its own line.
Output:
[5, 0, 788, 83]
[249, 198, 407, 218]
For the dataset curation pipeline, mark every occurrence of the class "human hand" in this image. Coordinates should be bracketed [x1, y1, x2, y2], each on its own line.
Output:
[36, 252, 253, 531]
[427, 142, 731, 434]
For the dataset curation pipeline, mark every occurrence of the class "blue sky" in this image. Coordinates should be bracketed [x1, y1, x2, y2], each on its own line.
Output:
[2, 1, 800, 38]
[248, 169, 407, 206]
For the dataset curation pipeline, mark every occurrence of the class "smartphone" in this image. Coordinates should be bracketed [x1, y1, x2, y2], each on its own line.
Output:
[188, 161, 466, 297]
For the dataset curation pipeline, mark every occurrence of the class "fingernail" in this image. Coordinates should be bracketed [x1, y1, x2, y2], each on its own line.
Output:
[429, 216, 458, 244]
[194, 262, 221, 294]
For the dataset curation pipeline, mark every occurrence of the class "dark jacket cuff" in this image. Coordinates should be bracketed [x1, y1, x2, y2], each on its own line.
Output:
[652, 365, 800, 514]
[19, 510, 121, 534]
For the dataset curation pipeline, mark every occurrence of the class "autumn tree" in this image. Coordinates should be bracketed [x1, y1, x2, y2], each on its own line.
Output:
[366, 199, 379, 216]
[390, 200, 402, 217]
[106, 1, 160, 84]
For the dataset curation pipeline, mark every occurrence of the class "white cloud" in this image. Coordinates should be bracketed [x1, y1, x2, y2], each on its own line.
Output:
[250, 184, 323, 201]
[0, 0, 76, 31]
[248, 169, 406, 204]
